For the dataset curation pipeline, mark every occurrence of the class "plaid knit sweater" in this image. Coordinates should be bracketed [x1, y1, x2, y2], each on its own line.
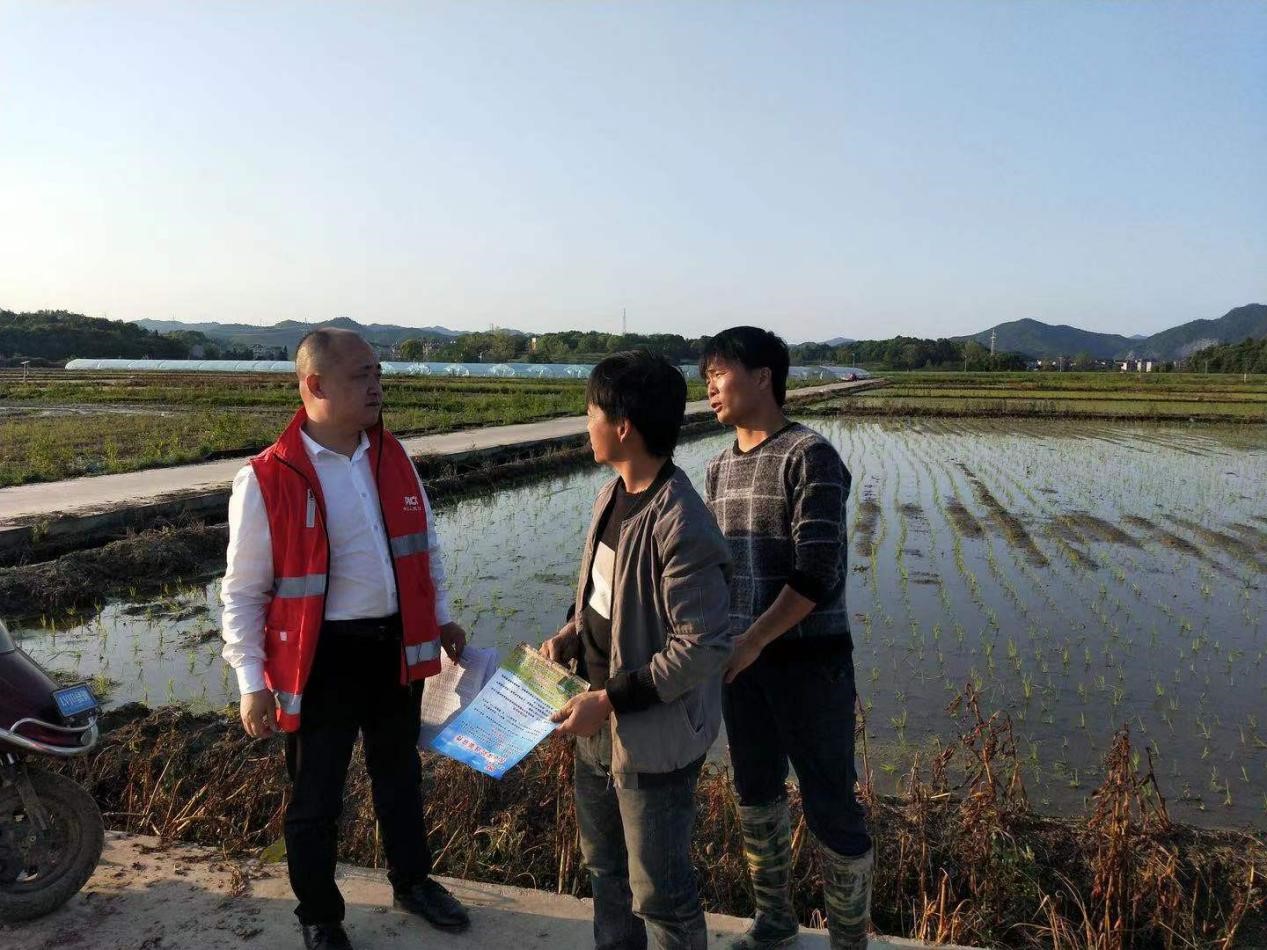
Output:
[704, 422, 852, 646]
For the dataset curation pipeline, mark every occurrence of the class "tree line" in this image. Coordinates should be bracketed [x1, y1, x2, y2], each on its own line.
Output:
[1187, 337, 1267, 374]
[401, 329, 1027, 370]
[0, 310, 266, 362]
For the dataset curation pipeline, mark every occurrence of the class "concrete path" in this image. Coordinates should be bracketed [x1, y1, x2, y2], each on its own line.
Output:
[0, 832, 966, 950]
[0, 380, 879, 553]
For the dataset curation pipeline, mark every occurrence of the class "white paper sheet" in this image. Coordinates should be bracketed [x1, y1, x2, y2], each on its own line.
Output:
[418, 645, 500, 747]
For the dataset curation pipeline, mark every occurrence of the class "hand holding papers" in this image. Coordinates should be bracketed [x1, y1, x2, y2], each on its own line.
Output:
[423, 643, 589, 779]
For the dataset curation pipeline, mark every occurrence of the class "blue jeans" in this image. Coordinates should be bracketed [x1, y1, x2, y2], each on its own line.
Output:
[722, 640, 872, 858]
[574, 726, 707, 950]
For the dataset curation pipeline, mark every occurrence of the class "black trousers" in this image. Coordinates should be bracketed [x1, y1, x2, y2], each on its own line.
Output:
[722, 638, 872, 858]
[283, 621, 432, 925]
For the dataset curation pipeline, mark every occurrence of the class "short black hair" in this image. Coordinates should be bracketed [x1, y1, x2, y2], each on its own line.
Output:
[586, 350, 687, 457]
[697, 326, 790, 406]
[295, 326, 369, 375]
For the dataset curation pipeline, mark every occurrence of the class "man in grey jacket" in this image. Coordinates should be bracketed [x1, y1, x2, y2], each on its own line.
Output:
[541, 350, 735, 950]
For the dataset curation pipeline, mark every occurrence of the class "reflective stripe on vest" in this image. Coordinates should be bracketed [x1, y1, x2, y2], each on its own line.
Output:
[406, 640, 441, 666]
[275, 689, 303, 715]
[390, 531, 430, 559]
[273, 573, 327, 599]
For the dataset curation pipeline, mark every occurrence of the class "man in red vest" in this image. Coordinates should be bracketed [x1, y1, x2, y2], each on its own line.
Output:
[221, 328, 470, 950]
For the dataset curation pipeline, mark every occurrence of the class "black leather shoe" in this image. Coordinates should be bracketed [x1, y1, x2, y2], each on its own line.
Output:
[301, 922, 354, 950]
[393, 877, 471, 932]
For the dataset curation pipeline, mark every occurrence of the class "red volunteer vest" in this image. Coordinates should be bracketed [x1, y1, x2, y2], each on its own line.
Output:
[251, 408, 442, 731]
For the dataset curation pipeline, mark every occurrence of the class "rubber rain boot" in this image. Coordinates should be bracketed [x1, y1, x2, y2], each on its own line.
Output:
[819, 840, 873, 950]
[726, 800, 800, 950]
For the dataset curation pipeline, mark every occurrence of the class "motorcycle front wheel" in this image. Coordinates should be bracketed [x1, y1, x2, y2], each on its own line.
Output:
[0, 765, 105, 922]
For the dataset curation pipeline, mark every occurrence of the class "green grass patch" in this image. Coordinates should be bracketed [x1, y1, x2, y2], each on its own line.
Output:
[0, 370, 828, 486]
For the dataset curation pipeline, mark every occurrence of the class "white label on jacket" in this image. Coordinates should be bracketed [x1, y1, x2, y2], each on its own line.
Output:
[305, 489, 316, 529]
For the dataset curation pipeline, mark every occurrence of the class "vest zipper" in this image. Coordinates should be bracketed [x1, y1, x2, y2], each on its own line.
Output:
[375, 434, 413, 685]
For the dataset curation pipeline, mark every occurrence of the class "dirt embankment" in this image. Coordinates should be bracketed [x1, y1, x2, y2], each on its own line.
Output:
[0, 523, 228, 616]
[0, 446, 600, 618]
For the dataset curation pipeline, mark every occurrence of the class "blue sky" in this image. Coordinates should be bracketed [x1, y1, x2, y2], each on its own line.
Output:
[1, 1, 1263, 340]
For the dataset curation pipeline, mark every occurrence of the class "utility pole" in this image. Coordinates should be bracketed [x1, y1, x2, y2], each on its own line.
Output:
[622, 308, 627, 336]
[989, 328, 996, 356]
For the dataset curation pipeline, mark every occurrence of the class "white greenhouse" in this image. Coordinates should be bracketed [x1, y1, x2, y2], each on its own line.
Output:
[64, 358, 869, 381]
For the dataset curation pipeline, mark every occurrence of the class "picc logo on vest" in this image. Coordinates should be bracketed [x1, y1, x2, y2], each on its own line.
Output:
[403, 495, 421, 512]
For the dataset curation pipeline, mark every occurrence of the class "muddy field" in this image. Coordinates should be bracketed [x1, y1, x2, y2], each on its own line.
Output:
[9, 417, 1267, 828]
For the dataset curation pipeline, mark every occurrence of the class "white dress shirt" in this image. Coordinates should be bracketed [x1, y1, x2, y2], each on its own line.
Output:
[221, 428, 453, 696]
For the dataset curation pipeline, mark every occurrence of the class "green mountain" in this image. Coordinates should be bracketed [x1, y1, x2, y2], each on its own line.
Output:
[1, 310, 187, 360]
[1134, 304, 1267, 360]
[1189, 336, 1267, 373]
[960, 304, 1267, 360]
[959, 319, 1135, 360]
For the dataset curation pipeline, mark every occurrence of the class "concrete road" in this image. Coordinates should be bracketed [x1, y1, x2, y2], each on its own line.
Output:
[0, 832, 967, 950]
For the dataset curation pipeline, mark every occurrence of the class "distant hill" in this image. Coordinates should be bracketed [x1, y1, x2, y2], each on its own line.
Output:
[959, 304, 1267, 360]
[1188, 335, 1267, 373]
[134, 317, 469, 355]
[136, 318, 867, 355]
[958, 319, 1136, 360]
[1135, 304, 1267, 360]
[1, 310, 187, 360]
[12, 305, 1263, 364]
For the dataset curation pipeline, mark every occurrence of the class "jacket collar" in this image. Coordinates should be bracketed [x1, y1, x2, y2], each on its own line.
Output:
[592, 460, 679, 527]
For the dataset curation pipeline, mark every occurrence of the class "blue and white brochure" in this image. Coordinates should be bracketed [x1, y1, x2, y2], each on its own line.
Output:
[426, 643, 588, 779]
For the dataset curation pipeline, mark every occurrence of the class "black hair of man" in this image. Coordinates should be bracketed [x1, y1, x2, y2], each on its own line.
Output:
[697, 326, 790, 407]
[295, 326, 367, 376]
[587, 350, 688, 458]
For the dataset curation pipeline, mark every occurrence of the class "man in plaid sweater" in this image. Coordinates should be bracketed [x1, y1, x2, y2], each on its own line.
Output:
[701, 327, 873, 950]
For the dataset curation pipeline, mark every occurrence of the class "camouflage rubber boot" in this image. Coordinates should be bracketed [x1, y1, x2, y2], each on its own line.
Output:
[820, 842, 873, 950]
[726, 801, 800, 950]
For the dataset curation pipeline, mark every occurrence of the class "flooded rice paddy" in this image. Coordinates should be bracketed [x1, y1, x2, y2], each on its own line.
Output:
[12, 418, 1266, 828]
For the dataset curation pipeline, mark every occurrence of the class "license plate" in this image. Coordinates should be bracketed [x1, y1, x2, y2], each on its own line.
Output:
[52, 684, 98, 718]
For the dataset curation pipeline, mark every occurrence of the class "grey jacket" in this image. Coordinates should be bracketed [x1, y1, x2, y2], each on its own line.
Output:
[573, 467, 735, 784]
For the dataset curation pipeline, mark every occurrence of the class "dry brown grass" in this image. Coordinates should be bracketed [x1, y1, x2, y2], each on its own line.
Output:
[53, 691, 1267, 948]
